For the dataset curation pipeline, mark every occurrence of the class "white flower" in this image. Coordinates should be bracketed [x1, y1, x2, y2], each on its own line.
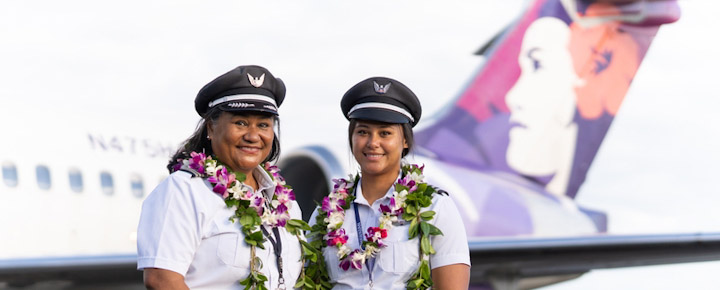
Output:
[351, 251, 367, 264]
[380, 214, 397, 228]
[206, 164, 217, 176]
[230, 184, 243, 199]
[409, 172, 424, 183]
[262, 211, 279, 226]
[337, 244, 351, 258]
[325, 211, 345, 229]
[394, 190, 408, 209]
[364, 244, 380, 256]
[397, 189, 408, 199]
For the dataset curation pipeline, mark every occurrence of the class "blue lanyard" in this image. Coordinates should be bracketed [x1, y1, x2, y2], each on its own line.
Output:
[353, 202, 375, 287]
[353, 203, 365, 251]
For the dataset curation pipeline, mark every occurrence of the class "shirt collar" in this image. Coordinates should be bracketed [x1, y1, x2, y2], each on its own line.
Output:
[252, 165, 276, 198]
[354, 170, 402, 206]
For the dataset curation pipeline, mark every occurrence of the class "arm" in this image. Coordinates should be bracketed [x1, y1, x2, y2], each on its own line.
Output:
[137, 173, 202, 284]
[429, 195, 472, 289]
[143, 268, 189, 290]
[432, 263, 470, 290]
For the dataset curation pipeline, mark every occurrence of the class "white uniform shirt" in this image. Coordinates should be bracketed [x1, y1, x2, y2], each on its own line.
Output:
[137, 166, 303, 290]
[309, 175, 470, 290]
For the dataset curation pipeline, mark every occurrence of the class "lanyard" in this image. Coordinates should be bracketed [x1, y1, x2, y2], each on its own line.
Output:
[353, 202, 374, 289]
[259, 185, 286, 290]
[261, 226, 285, 289]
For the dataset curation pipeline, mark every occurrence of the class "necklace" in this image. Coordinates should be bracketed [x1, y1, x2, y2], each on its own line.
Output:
[173, 152, 311, 290]
[304, 163, 443, 290]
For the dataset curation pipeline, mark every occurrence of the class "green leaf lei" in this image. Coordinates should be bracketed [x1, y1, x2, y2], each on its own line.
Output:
[301, 163, 443, 290]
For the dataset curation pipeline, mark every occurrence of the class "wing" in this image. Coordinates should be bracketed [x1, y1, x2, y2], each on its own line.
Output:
[247, 73, 255, 85]
[258, 73, 265, 87]
[469, 233, 720, 289]
[0, 254, 142, 287]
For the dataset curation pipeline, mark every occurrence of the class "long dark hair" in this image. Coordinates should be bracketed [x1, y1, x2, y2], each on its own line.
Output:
[347, 119, 414, 157]
[167, 106, 281, 173]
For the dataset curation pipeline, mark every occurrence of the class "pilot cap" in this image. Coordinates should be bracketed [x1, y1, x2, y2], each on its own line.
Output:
[195, 65, 286, 116]
[340, 77, 422, 127]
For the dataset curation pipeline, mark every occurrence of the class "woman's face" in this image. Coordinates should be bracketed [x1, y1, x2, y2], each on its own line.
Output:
[505, 17, 578, 175]
[351, 120, 408, 178]
[208, 112, 274, 175]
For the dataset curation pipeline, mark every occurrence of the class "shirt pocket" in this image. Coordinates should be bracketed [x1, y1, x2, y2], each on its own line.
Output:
[216, 232, 251, 269]
[377, 225, 420, 276]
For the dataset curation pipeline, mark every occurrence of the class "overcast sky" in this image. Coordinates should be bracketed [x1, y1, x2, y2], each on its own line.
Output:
[1, 0, 719, 288]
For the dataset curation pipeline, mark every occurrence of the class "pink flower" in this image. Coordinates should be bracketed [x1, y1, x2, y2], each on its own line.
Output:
[339, 257, 352, 271]
[326, 229, 349, 247]
[275, 202, 288, 214]
[264, 162, 286, 183]
[249, 195, 264, 215]
[365, 227, 388, 247]
[275, 186, 296, 203]
[172, 162, 182, 172]
[189, 152, 207, 174]
[380, 198, 404, 215]
[212, 184, 228, 198]
[322, 197, 346, 213]
[209, 167, 238, 199]
[398, 176, 417, 192]
[340, 250, 364, 271]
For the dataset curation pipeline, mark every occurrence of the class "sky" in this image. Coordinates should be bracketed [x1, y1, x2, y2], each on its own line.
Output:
[1, 0, 719, 289]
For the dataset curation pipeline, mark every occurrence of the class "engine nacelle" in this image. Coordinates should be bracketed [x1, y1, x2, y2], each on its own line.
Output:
[277, 145, 346, 221]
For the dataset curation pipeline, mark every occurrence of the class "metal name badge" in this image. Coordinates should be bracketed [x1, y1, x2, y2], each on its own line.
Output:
[373, 81, 391, 94]
[248, 73, 266, 87]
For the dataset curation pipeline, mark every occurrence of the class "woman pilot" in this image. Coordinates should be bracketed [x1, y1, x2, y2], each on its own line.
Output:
[306, 77, 471, 289]
[137, 65, 306, 290]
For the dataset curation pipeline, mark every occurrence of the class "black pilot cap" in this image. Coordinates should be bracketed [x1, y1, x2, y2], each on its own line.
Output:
[195, 65, 286, 116]
[341, 77, 422, 127]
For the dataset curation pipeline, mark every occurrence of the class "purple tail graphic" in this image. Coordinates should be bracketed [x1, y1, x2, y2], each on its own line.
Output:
[415, 0, 680, 199]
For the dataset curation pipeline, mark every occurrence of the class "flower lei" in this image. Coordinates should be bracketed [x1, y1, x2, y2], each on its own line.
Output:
[172, 152, 311, 290]
[302, 163, 443, 290]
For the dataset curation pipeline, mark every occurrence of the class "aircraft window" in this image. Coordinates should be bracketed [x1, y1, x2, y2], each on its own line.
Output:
[2, 162, 18, 187]
[100, 171, 114, 195]
[130, 174, 144, 198]
[36, 165, 51, 190]
[68, 168, 83, 193]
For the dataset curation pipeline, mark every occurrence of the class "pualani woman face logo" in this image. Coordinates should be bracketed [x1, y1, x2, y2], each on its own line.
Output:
[506, 17, 580, 196]
[504, 3, 643, 198]
[412, 0, 653, 199]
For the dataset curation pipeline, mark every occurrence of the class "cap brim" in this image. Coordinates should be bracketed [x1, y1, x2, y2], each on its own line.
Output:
[348, 108, 410, 124]
[218, 102, 278, 115]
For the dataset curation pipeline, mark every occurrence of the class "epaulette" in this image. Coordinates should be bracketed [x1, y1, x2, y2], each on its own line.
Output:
[178, 165, 202, 178]
[429, 184, 449, 196]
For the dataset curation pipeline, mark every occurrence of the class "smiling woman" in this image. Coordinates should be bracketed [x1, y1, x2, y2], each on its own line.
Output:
[207, 113, 276, 183]
[306, 77, 470, 289]
[136, 65, 308, 290]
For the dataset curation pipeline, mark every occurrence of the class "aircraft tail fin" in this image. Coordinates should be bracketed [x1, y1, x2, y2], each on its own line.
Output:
[414, 0, 680, 198]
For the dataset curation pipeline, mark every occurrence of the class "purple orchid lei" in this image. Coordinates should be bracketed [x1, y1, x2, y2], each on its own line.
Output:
[173, 152, 295, 227]
[306, 163, 440, 290]
[172, 152, 310, 290]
